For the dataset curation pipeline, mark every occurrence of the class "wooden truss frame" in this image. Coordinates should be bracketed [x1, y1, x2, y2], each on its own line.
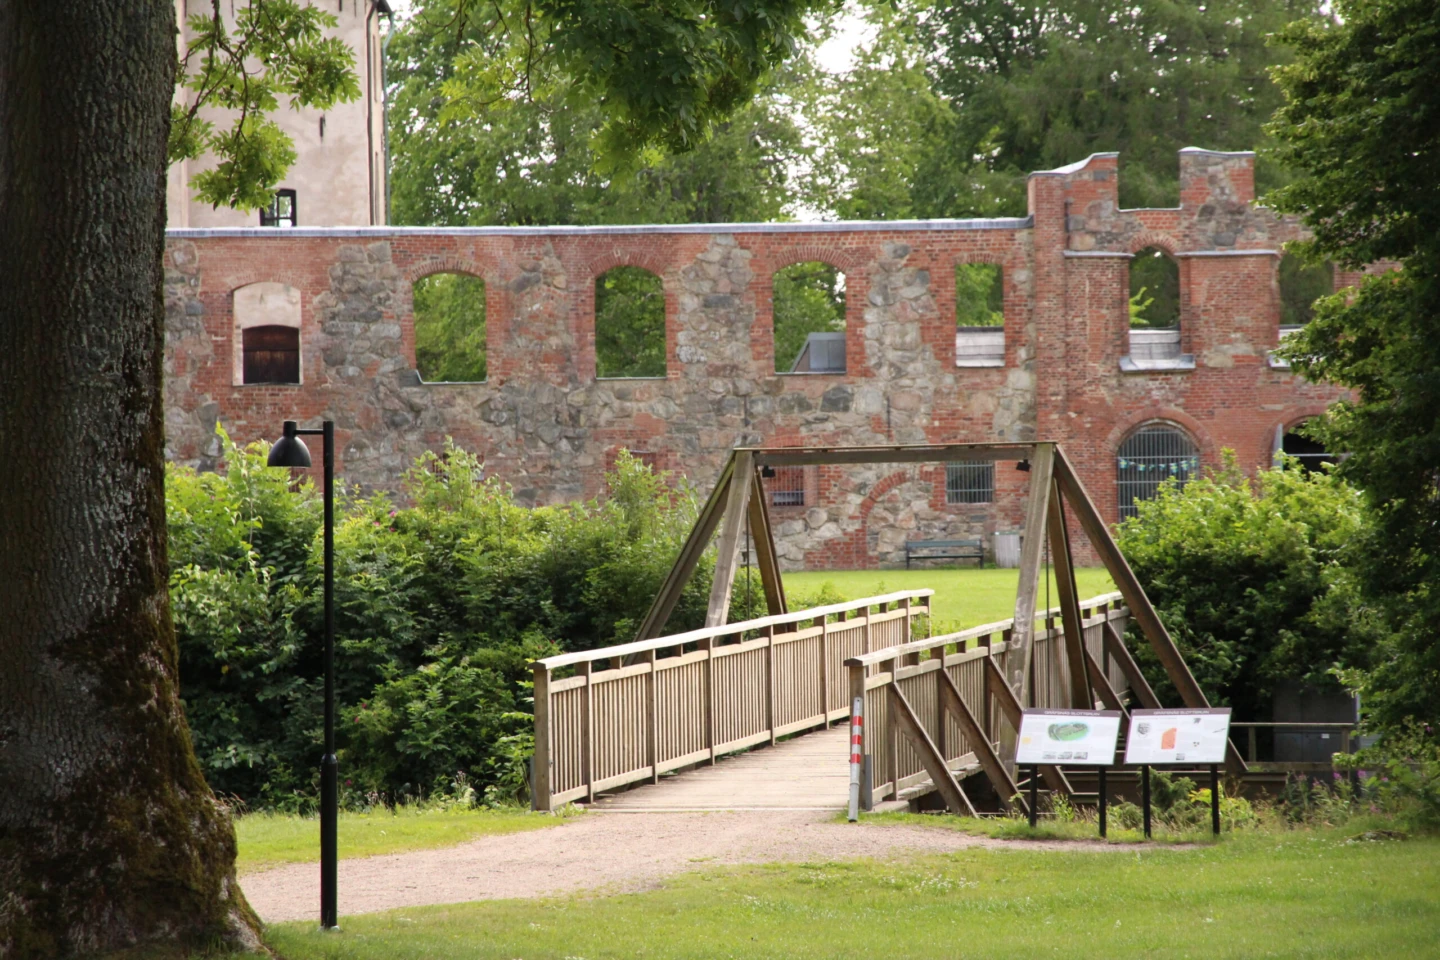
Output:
[635, 441, 1245, 776]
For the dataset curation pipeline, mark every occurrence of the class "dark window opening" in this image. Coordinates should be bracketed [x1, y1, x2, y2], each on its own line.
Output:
[1282, 430, 1337, 473]
[1129, 247, 1180, 329]
[242, 325, 300, 384]
[1117, 424, 1198, 519]
[774, 262, 846, 373]
[946, 461, 994, 504]
[259, 189, 297, 228]
[595, 267, 666, 378]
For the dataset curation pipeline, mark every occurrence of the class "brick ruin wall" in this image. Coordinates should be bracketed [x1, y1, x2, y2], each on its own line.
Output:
[163, 149, 1349, 569]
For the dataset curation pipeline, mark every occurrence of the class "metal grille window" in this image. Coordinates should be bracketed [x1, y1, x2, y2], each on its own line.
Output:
[1117, 425, 1199, 519]
[769, 466, 805, 507]
[946, 461, 994, 504]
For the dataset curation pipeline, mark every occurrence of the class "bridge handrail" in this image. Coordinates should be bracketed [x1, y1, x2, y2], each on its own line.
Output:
[536, 589, 936, 670]
[844, 591, 1124, 668]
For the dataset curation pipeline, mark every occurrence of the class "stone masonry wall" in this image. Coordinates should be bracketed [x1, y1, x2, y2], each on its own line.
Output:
[164, 149, 1345, 569]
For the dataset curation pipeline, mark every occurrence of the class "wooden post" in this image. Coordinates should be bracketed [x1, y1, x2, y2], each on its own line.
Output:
[532, 664, 552, 812]
[701, 637, 716, 765]
[1009, 443, 1055, 707]
[1047, 481, 1092, 709]
[635, 457, 735, 640]
[820, 616, 831, 724]
[901, 596, 912, 645]
[746, 466, 788, 615]
[888, 654, 900, 799]
[646, 649, 659, 784]
[580, 662, 595, 802]
[766, 624, 777, 746]
[706, 451, 756, 628]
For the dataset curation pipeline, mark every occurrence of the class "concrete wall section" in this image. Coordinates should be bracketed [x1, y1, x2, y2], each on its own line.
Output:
[163, 150, 1347, 567]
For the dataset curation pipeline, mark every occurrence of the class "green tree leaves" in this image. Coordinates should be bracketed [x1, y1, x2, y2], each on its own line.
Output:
[170, 0, 362, 210]
[1267, 0, 1440, 738]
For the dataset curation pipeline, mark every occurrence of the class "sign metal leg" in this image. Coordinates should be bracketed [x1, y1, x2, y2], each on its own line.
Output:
[1142, 764, 1152, 839]
[1028, 765, 1038, 829]
[1210, 763, 1220, 836]
[1098, 766, 1108, 839]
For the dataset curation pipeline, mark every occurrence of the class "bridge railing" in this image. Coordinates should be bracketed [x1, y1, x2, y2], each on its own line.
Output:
[531, 590, 935, 811]
[845, 593, 1130, 808]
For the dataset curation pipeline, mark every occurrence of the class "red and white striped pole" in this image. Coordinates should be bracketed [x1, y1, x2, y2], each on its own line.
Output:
[848, 696, 864, 821]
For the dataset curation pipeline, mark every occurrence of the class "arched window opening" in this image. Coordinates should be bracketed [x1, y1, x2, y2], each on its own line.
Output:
[414, 273, 487, 382]
[595, 267, 666, 378]
[1279, 253, 1335, 333]
[1128, 247, 1181, 362]
[1117, 424, 1199, 519]
[1280, 426, 1337, 474]
[955, 263, 1004, 367]
[773, 262, 846, 373]
[242, 326, 300, 384]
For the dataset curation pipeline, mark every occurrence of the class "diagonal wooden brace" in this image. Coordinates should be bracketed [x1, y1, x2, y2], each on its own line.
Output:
[939, 670, 1021, 814]
[983, 656, 1073, 797]
[889, 686, 976, 816]
[1084, 647, 1129, 724]
[1101, 620, 1160, 709]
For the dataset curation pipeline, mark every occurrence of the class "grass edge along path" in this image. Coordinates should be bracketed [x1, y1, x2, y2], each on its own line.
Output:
[264, 828, 1439, 959]
[236, 806, 572, 875]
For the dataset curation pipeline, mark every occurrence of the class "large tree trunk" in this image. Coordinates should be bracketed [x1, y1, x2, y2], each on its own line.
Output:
[0, 2, 261, 955]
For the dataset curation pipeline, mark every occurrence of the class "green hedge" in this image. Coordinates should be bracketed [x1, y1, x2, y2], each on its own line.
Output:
[167, 434, 726, 810]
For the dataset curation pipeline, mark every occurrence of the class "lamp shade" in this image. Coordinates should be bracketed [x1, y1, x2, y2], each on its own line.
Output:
[267, 421, 313, 468]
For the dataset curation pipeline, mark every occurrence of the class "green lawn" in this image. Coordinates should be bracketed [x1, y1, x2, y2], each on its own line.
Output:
[266, 828, 1440, 960]
[783, 567, 1117, 632]
[236, 807, 569, 875]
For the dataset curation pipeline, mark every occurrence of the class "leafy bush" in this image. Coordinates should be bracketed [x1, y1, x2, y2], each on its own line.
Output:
[1115, 454, 1375, 720]
[169, 434, 719, 808]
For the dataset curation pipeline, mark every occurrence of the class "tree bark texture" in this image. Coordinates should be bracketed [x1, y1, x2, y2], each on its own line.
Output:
[0, 3, 261, 955]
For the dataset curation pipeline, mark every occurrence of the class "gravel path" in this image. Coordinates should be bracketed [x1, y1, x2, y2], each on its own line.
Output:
[242, 810, 1121, 922]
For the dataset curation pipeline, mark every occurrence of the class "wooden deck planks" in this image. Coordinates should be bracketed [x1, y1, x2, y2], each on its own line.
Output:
[589, 723, 853, 811]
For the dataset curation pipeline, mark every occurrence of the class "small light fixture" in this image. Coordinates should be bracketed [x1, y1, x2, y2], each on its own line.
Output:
[1016, 460, 1031, 472]
[760, 465, 777, 479]
[267, 420, 313, 468]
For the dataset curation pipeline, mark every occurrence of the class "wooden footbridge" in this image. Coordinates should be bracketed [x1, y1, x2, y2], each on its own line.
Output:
[532, 442, 1244, 816]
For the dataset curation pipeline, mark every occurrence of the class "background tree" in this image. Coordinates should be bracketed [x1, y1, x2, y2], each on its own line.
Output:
[1269, 0, 1440, 738]
[0, 3, 263, 953]
[0, 0, 821, 952]
[813, 0, 1324, 219]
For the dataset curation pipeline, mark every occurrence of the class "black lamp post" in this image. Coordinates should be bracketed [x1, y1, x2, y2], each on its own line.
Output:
[267, 420, 338, 930]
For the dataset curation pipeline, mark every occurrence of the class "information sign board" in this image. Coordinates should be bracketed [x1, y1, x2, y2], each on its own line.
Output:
[1015, 709, 1122, 766]
[1124, 708, 1232, 765]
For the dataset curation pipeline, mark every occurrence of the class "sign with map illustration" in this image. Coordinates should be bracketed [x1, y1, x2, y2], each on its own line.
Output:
[1123, 708, 1232, 765]
[1015, 709, 1122, 766]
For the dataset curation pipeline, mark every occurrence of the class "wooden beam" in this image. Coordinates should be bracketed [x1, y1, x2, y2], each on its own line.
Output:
[1047, 480, 1092, 709]
[1084, 647, 1129, 723]
[1102, 620, 1161, 709]
[984, 656, 1072, 796]
[746, 466, 787, 616]
[706, 451, 755, 627]
[635, 457, 736, 641]
[889, 686, 976, 816]
[750, 443, 1035, 468]
[532, 664, 552, 812]
[1050, 447, 1208, 708]
[939, 670, 1020, 814]
[1008, 443, 1055, 707]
